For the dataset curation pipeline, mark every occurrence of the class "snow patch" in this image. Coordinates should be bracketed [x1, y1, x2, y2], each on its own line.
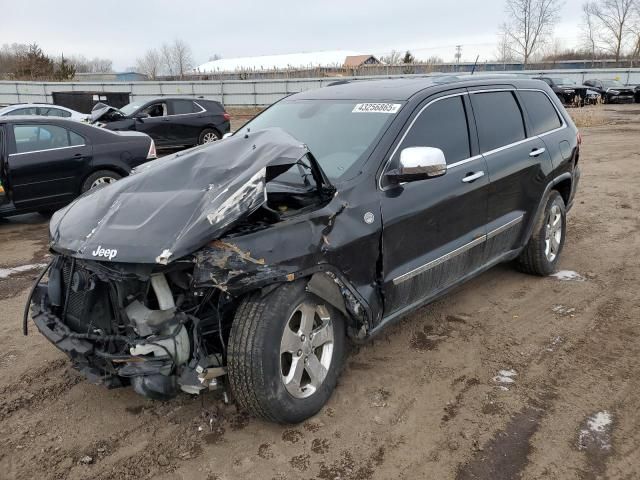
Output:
[0, 263, 47, 279]
[493, 369, 517, 385]
[578, 411, 613, 451]
[550, 270, 585, 281]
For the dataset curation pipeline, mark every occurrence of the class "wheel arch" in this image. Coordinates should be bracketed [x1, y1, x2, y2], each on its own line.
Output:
[522, 172, 572, 246]
[79, 165, 128, 194]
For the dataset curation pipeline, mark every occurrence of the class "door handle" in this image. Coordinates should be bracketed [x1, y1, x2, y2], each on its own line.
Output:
[529, 147, 546, 157]
[462, 171, 484, 183]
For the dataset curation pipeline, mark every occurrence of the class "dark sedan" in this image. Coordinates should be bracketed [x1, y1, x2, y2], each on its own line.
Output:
[0, 116, 156, 217]
[91, 97, 231, 148]
[583, 79, 635, 104]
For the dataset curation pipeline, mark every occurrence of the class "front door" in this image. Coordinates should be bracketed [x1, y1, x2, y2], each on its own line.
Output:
[135, 102, 170, 146]
[7, 123, 90, 209]
[380, 92, 490, 317]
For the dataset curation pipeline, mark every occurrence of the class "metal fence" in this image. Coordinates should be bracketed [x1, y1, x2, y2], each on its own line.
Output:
[1, 68, 639, 108]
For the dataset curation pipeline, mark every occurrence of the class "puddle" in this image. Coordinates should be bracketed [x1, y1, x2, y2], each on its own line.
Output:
[550, 270, 585, 281]
[0, 263, 47, 279]
[493, 369, 517, 386]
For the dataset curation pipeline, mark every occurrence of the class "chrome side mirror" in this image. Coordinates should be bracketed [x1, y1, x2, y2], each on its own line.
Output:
[385, 147, 447, 183]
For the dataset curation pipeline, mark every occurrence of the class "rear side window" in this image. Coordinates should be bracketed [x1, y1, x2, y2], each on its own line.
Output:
[472, 91, 525, 153]
[171, 100, 196, 115]
[40, 107, 71, 118]
[12, 124, 81, 154]
[397, 96, 471, 164]
[519, 91, 562, 136]
[69, 130, 85, 146]
[6, 107, 38, 116]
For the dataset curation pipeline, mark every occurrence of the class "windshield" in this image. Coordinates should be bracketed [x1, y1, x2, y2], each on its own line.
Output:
[120, 101, 145, 116]
[603, 80, 624, 88]
[551, 78, 575, 85]
[237, 99, 401, 180]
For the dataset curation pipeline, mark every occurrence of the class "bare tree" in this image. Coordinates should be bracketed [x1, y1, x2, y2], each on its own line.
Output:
[161, 43, 175, 77]
[380, 50, 402, 65]
[495, 31, 516, 64]
[500, 0, 562, 67]
[172, 39, 193, 78]
[136, 48, 162, 79]
[208, 53, 223, 62]
[586, 0, 636, 61]
[581, 2, 602, 61]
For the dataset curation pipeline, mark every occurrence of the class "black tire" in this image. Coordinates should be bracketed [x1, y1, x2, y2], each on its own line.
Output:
[198, 128, 220, 145]
[81, 170, 122, 193]
[516, 190, 567, 276]
[228, 281, 346, 424]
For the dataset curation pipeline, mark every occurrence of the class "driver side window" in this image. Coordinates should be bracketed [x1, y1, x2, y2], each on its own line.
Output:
[396, 96, 471, 166]
[142, 103, 167, 117]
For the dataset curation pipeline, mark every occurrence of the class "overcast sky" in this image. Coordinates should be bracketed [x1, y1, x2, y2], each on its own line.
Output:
[3, 0, 584, 70]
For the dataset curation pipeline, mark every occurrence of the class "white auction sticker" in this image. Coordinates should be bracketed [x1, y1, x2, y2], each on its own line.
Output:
[352, 103, 401, 114]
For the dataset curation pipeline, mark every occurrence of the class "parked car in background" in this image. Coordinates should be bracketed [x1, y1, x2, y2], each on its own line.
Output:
[0, 116, 156, 217]
[0, 103, 89, 122]
[583, 79, 635, 103]
[91, 97, 231, 148]
[533, 77, 591, 107]
[28, 76, 580, 423]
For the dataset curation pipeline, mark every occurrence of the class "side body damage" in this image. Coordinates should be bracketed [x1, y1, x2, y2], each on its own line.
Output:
[30, 128, 383, 399]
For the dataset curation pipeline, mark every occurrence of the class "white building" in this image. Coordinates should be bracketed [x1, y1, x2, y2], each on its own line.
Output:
[195, 50, 366, 73]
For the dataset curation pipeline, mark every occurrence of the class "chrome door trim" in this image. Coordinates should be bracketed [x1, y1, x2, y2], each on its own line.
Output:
[9, 144, 86, 156]
[392, 214, 525, 285]
[486, 214, 524, 239]
[392, 235, 485, 285]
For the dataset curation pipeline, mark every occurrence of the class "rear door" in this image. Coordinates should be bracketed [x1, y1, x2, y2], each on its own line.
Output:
[380, 91, 490, 316]
[167, 99, 201, 145]
[468, 88, 554, 262]
[7, 123, 90, 209]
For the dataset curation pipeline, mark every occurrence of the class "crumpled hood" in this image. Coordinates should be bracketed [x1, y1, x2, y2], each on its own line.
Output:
[49, 128, 311, 264]
[90, 102, 124, 123]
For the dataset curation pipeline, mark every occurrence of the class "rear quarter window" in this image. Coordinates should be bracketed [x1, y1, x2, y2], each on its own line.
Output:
[471, 91, 525, 153]
[171, 100, 196, 115]
[519, 91, 562, 136]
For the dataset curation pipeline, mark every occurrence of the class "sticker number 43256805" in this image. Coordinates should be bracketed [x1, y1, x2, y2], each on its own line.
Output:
[352, 103, 401, 113]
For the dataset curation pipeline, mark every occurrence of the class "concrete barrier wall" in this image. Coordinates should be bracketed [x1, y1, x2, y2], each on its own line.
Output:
[1, 68, 639, 107]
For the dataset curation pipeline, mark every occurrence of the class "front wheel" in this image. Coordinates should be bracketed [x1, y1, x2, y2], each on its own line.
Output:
[516, 190, 566, 276]
[228, 281, 346, 423]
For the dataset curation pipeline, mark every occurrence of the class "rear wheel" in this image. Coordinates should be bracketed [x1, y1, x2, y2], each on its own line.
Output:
[198, 128, 220, 145]
[81, 170, 121, 193]
[516, 190, 566, 276]
[228, 281, 346, 423]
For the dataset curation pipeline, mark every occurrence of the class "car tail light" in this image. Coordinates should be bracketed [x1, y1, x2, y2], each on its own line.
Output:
[577, 131, 582, 145]
[147, 140, 157, 159]
[223, 112, 231, 121]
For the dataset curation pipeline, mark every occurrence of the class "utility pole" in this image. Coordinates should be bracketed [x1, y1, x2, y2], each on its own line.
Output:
[455, 45, 462, 72]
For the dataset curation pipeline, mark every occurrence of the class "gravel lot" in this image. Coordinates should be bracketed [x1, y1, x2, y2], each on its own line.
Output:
[0, 105, 639, 480]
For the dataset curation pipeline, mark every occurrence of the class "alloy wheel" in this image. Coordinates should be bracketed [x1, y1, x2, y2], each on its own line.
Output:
[280, 302, 334, 399]
[202, 132, 219, 143]
[544, 204, 562, 262]
[90, 176, 117, 189]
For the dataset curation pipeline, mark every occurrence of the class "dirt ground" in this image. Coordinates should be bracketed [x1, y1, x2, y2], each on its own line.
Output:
[1, 105, 639, 480]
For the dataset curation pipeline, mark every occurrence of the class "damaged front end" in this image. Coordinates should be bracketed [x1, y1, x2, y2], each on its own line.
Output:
[31, 257, 226, 399]
[28, 127, 375, 400]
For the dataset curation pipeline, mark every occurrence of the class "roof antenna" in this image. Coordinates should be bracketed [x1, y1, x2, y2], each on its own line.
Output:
[470, 55, 480, 75]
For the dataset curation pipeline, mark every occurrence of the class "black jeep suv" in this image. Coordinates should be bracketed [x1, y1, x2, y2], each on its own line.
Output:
[27, 76, 580, 423]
